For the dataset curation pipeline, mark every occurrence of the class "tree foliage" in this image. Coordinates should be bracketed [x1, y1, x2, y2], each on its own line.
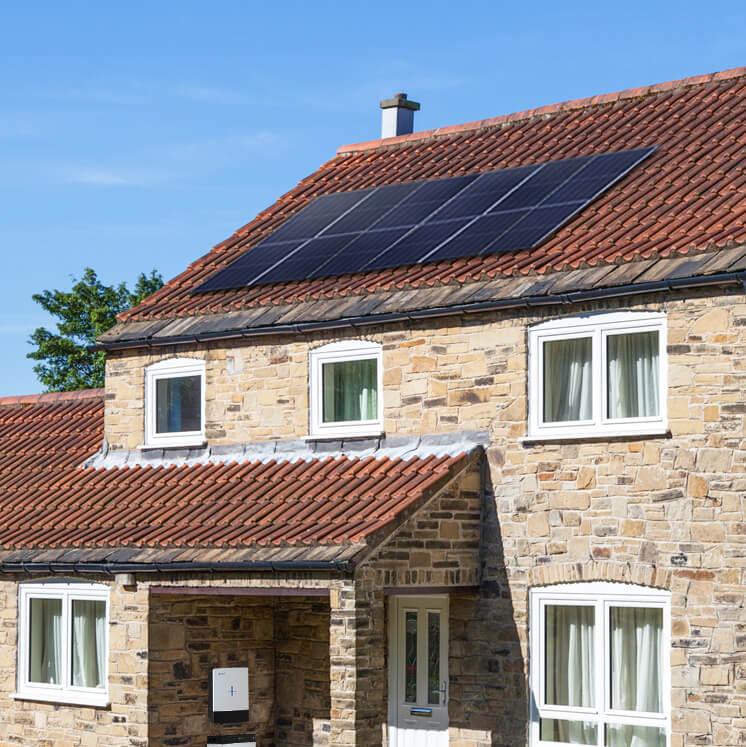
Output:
[27, 268, 163, 392]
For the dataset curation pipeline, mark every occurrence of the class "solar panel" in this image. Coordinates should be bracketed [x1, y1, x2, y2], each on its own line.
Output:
[195, 147, 654, 291]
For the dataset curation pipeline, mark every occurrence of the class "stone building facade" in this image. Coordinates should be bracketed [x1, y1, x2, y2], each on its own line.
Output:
[2, 67, 746, 746]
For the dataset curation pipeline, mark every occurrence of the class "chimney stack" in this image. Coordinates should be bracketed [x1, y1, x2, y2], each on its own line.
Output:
[379, 93, 420, 138]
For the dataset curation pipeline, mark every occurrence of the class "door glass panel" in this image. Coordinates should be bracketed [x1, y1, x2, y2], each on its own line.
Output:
[540, 718, 598, 745]
[605, 723, 665, 747]
[609, 606, 663, 713]
[427, 611, 440, 705]
[545, 604, 595, 707]
[405, 611, 417, 703]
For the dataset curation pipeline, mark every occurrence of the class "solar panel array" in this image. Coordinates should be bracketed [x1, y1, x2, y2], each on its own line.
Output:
[196, 147, 655, 292]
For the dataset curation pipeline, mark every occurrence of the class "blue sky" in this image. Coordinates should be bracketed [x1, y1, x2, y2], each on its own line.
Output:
[1, 1, 744, 395]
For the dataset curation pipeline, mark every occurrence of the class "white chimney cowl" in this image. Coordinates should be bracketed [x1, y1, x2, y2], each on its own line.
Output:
[380, 93, 421, 138]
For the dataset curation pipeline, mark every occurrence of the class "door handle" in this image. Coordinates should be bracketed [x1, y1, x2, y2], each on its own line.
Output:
[440, 680, 448, 705]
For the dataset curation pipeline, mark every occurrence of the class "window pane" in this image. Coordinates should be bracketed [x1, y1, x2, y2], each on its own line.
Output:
[156, 375, 202, 433]
[427, 611, 440, 705]
[322, 358, 378, 423]
[540, 718, 598, 745]
[605, 723, 665, 747]
[607, 331, 659, 419]
[543, 338, 592, 423]
[72, 600, 106, 689]
[405, 611, 417, 703]
[545, 605, 595, 708]
[29, 598, 62, 685]
[610, 606, 663, 713]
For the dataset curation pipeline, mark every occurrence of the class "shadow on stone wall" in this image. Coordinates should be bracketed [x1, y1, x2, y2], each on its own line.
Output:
[148, 593, 330, 747]
[448, 462, 528, 746]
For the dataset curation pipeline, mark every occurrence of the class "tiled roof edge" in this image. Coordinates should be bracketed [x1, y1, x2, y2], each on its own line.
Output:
[338, 66, 746, 154]
[0, 388, 105, 408]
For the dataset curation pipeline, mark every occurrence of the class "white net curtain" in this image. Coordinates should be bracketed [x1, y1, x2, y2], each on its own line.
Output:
[543, 604, 664, 747]
[542, 330, 659, 424]
[322, 359, 378, 423]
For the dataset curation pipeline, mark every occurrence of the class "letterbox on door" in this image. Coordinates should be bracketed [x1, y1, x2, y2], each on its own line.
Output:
[209, 667, 249, 724]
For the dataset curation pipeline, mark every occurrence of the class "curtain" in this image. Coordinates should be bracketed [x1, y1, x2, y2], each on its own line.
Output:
[29, 598, 61, 684]
[72, 600, 106, 688]
[607, 331, 659, 419]
[543, 338, 592, 422]
[545, 605, 596, 744]
[607, 606, 663, 747]
[322, 359, 377, 423]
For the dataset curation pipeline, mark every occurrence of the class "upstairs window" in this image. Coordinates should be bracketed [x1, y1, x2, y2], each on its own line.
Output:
[145, 358, 205, 447]
[530, 583, 670, 747]
[528, 312, 667, 439]
[309, 341, 383, 438]
[17, 582, 109, 707]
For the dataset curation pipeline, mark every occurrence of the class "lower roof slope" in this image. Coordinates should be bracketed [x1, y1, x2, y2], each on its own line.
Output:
[118, 67, 746, 326]
[0, 390, 476, 569]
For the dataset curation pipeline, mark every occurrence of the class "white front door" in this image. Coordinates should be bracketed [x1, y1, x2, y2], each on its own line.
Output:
[389, 595, 449, 747]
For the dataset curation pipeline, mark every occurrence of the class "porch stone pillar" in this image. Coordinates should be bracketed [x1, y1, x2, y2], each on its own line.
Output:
[329, 576, 386, 746]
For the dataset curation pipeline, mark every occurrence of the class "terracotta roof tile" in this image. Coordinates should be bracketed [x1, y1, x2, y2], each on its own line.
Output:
[0, 392, 474, 555]
[116, 67, 746, 326]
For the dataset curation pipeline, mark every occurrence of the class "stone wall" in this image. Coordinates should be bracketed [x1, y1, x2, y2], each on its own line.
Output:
[0, 577, 148, 746]
[99, 285, 746, 746]
[148, 592, 331, 747]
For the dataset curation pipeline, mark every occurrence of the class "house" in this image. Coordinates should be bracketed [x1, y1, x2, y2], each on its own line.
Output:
[1, 66, 745, 747]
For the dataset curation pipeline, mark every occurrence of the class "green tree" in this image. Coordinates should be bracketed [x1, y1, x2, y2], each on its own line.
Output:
[28, 268, 163, 392]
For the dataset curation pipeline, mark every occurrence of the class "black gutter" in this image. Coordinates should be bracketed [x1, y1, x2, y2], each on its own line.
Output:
[0, 560, 353, 575]
[92, 270, 746, 352]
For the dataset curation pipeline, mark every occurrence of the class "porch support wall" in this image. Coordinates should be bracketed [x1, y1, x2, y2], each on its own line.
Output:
[329, 581, 386, 746]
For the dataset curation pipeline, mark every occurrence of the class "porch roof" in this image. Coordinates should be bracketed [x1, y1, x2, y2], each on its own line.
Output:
[0, 390, 480, 570]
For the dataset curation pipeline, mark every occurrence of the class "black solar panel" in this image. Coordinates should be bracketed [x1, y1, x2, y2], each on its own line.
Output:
[194, 147, 654, 291]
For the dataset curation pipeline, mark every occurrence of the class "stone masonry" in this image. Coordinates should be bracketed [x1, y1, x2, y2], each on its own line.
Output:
[5, 285, 745, 745]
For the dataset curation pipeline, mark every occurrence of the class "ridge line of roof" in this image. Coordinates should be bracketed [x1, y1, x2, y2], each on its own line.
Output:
[337, 65, 746, 155]
[0, 388, 105, 407]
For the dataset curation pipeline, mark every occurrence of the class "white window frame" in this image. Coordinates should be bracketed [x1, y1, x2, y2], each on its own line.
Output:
[15, 582, 109, 707]
[527, 311, 667, 440]
[144, 357, 206, 448]
[309, 340, 383, 438]
[529, 582, 671, 747]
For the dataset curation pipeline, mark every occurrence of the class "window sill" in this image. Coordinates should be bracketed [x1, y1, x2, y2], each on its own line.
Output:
[138, 440, 207, 451]
[520, 428, 671, 445]
[304, 431, 385, 442]
[10, 691, 110, 708]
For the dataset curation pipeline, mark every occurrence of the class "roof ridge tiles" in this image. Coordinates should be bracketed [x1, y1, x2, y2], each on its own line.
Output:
[337, 66, 746, 155]
[0, 389, 105, 408]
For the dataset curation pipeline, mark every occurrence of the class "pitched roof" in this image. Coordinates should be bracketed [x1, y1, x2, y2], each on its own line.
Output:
[0, 390, 476, 567]
[118, 66, 746, 327]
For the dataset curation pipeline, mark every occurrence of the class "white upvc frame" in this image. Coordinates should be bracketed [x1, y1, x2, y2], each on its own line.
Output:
[527, 311, 667, 440]
[308, 340, 384, 438]
[144, 357, 206, 448]
[529, 582, 671, 747]
[16, 582, 109, 707]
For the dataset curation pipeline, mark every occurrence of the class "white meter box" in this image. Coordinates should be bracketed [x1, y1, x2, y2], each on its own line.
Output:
[209, 667, 249, 724]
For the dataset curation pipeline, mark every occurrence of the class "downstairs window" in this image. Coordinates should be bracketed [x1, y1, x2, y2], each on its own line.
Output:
[530, 583, 670, 747]
[17, 582, 109, 706]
